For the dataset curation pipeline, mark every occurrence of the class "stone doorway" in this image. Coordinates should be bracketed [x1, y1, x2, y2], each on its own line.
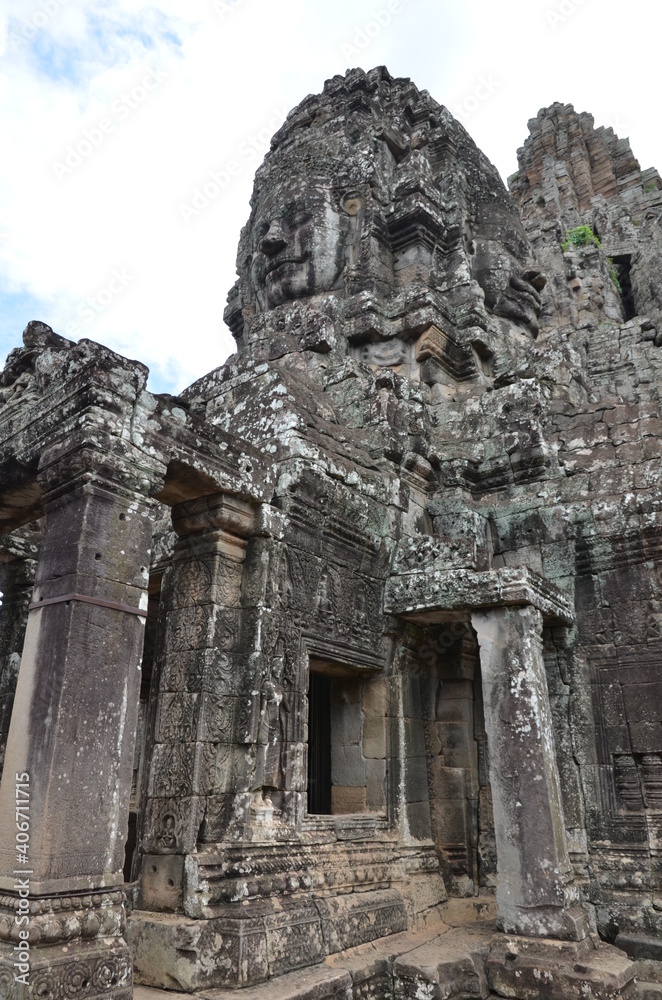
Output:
[306, 658, 388, 817]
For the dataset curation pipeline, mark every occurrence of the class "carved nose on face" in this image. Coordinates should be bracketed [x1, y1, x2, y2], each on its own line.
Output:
[260, 221, 288, 255]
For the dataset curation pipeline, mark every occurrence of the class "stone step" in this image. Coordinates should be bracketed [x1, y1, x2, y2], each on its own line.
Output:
[635, 960, 662, 985]
[637, 983, 662, 1000]
[617, 934, 662, 963]
[134, 965, 353, 1000]
[393, 926, 492, 999]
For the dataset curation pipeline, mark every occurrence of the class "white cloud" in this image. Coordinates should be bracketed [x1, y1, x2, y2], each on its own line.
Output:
[1, 0, 660, 393]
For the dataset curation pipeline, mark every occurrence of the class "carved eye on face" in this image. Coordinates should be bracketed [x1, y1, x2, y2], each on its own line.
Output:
[287, 210, 313, 229]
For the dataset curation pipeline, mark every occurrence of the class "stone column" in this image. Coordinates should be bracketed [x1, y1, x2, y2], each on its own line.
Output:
[137, 492, 255, 912]
[471, 605, 589, 941]
[0, 543, 38, 782]
[0, 457, 160, 1000]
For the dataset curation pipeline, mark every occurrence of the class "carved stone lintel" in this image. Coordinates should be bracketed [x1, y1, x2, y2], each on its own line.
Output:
[387, 566, 574, 627]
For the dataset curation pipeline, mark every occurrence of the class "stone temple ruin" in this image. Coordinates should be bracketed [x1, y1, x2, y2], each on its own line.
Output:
[2, 65, 662, 1000]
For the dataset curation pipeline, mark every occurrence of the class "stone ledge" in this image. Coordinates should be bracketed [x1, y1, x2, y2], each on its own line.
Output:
[384, 566, 574, 626]
[134, 964, 353, 1000]
[616, 932, 662, 962]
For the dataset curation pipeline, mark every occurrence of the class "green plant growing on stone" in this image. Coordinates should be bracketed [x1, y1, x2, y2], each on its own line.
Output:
[608, 257, 622, 293]
[644, 182, 657, 193]
[562, 225, 601, 252]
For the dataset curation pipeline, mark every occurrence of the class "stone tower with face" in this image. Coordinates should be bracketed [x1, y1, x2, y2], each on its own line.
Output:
[225, 66, 545, 379]
[1, 66, 658, 999]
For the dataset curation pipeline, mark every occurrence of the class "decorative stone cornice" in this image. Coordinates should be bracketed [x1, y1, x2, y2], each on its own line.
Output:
[385, 564, 574, 626]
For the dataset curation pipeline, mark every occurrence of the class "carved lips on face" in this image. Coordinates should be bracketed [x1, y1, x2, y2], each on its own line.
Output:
[493, 266, 546, 336]
[249, 179, 346, 309]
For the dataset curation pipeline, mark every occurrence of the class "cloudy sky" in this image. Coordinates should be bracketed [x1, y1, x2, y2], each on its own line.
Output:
[0, 0, 657, 394]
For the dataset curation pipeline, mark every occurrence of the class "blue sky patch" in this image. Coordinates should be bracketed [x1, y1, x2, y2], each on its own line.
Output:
[0, 284, 48, 365]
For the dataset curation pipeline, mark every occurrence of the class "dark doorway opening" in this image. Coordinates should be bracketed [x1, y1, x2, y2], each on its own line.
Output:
[612, 254, 636, 321]
[307, 670, 332, 814]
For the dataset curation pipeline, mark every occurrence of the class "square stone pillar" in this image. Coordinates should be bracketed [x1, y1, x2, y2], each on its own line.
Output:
[136, 492, 256, 913]
[473, 604, 637, 1000]
[471, 605, 588, 941]
[0, 464, 160, 1000]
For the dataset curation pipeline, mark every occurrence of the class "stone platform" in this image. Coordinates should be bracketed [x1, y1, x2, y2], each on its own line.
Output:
[133, 924, 494, 1000]
[133, 898, 496, 999]
[130, 896, 637, 1000]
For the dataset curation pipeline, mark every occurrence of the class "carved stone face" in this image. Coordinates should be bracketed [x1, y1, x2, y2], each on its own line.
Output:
[471, 206, 545, 336]
[249, 177, 346, 310]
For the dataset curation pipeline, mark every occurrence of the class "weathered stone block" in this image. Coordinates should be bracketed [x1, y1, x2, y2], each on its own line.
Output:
[362, 678, 388, 716]
[0, 939, 132, 1000]
[314, 890, 408, 953]
[406, 799, 432, 839]
[487, 933, 637, 1000]
[264, 900, 327, 976]
[331, 786, 367, 813]
[129, 910, 270, 990]
[404, 755, 429, 802]
[331, 745, 367, 787]
[138, 854, 186, 912]
[403, 718, 426, 757]
[366, 758, 387, 811]
[363, 717, 387, 758]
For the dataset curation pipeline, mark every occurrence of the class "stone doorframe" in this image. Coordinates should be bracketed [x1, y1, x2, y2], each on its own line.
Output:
[385, 558, 591, 941]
